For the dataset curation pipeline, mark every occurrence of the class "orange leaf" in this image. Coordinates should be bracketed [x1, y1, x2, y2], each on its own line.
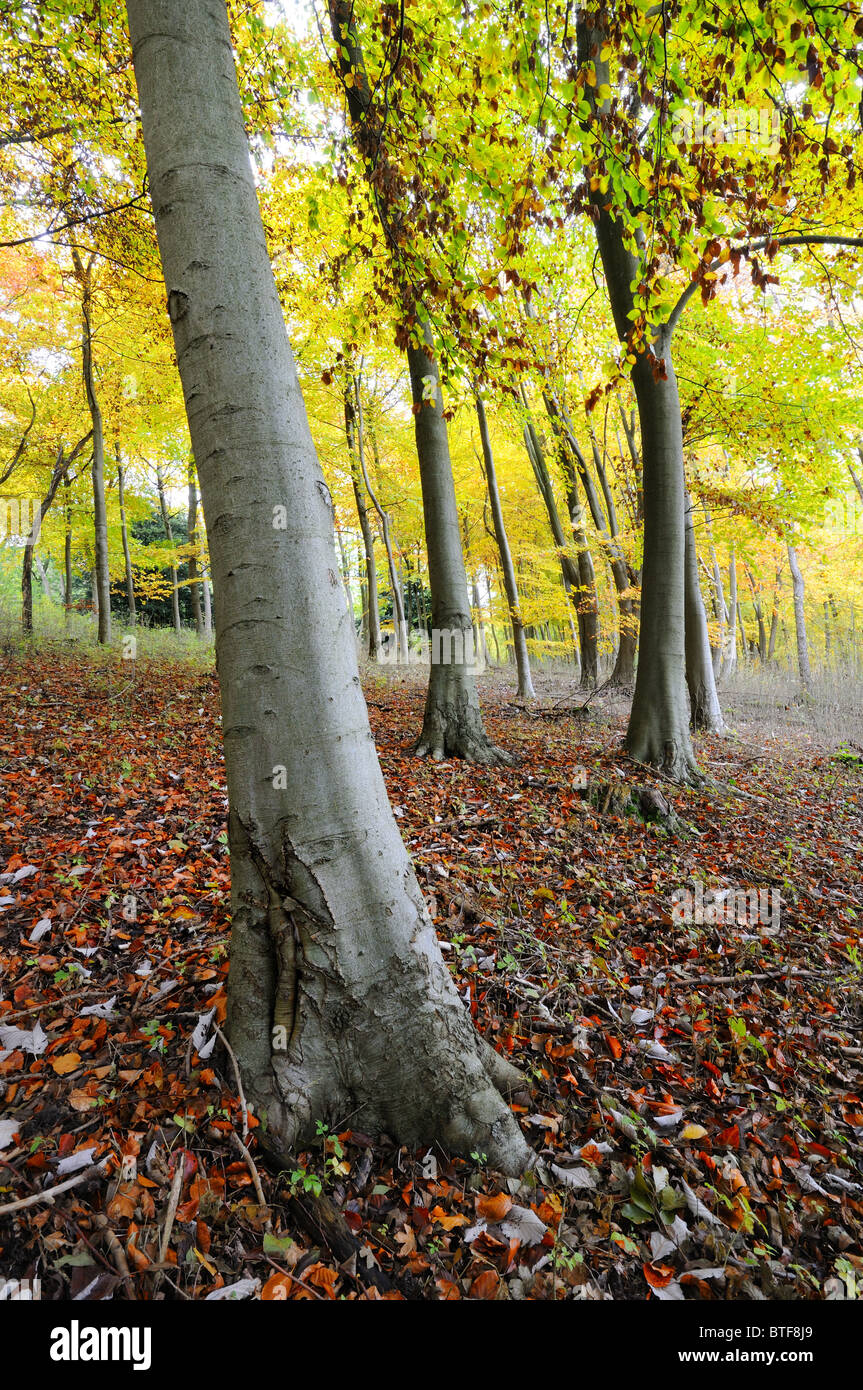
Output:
[579, 1143, 605, 1166]
[470, 1269, 500, 1299]
[643, 1261, 676, 1289]
[605, 1033, 623, 1060]
[475, 1192, 512, 1223]
[716, 1125, 740, 1148]
[51, 1052, 81, 1076]
[262, 1273, 292, 1301]
[430, 1204, 468, 1231]
[306, 1263, 339, 1298]
[435, 1276, 461, 1300]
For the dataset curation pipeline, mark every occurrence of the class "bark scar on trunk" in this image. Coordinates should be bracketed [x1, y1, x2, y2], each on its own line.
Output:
[234, 814, 303, 1052]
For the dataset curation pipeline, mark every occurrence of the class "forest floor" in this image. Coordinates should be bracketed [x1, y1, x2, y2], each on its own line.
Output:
[1, 642, 862, 1301]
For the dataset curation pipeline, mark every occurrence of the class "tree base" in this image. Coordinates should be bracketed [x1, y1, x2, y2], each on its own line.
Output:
[624, 724, 703, 785]
[243, 1016, 530, 1177]
[416, 667, 514, 764]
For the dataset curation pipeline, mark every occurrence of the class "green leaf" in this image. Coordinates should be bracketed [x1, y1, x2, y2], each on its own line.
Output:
[263, 1232, 295, 1255]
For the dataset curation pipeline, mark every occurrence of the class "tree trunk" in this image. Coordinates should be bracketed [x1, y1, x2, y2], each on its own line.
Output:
[344, 382, 380, 661]
[704, 506, 726, 677]
[128, 0, 528, 1172]
[34, 554, 53, 601]
[71, 249, 111, 644]
[530, 390, 602, 680]
[580, 19, 698, 780]
[117, 446, 136, 624]
[328, 0, 504, 763]
[461, 514, 488, 673]
[787, 542, 813, 694]
[406, 331, 508, 760]
[156, 466, 182, 633]
[543, 381, 636, 682]
[521, 397, 582, 665]
[476, 392, 535, 699]
[828, 592, 846, 665]
[725, 549, 738, 676]
[683, 490, 724, 731]
[767, 569, 780, 662]
[64, 475, 73, 621]
[335, 527, 356, 628]
[22, 440, 87, 634]
[187, 457, 204, 636]
[352, 378, 407, 663]
[745, 564, 767, 660]
[201, 560, 213, 637]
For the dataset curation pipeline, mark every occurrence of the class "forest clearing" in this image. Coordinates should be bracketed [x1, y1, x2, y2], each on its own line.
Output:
[0, 0, 862, 1347]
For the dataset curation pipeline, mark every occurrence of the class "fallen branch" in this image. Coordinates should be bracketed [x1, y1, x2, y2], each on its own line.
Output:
[0, 1162, 105, 1217]
[668, 967, 828, 987]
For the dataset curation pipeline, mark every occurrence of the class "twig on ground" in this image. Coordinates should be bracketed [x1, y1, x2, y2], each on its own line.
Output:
[215, 1024, 249, 1138]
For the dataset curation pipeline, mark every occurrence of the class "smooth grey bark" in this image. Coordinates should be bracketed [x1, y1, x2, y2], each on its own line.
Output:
[461, 512, 488, 671]
[187, 457, 204, 636]
[521, 306, 601, 681]
[787, 542, 813, 694]
[617, 398, 644, 524]
[704, 507, 726, 677]
[828, 592, 846, 665]
[683, 491, 724, 732]
[624, 334, 697, 778]
[335, 526, 356, 628]
[726, 548, 739, 676]
[22, 432, 90, 634]
[744, 564, 767, 660]
[328, 0, 505, 763]
[532, 392, 599, 683]
[580, 18, 699, 780]
[156, 465, 182, 633]
[470, 573, 488, 668]
[592, 437, 639, 683]
[406, 331, 509, 760]
[737, 603, 750, 661]
[34, 554, 53, 601]
[521, 398, 583, 666]
[63, 475, 72, 620]
[564, 374, 639, 682]
[201, 560, 213, 637]
[767, 569, 781, 662]
[353, 379, 407, 663]
[475, 392, 535, 699]
[71, 248, 111, 644]
[117, 447, 136, 623]
[343, 383, 380, 661]
[128, 0, 527, 1172]
[22, 447, 68, 634]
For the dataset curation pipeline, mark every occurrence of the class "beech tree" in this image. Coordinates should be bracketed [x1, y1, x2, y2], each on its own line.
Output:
[326, 0, 510, 763]
[125, 0, 529, 1173]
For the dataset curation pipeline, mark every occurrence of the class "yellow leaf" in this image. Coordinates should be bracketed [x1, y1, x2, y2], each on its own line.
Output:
[681, 1123, 708, 1140]
[194, 1247, 217, 1275]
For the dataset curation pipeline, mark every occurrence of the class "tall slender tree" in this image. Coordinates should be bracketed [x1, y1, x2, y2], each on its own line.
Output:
[326, 0, 509, 763]
[126, 0, 528, 1172]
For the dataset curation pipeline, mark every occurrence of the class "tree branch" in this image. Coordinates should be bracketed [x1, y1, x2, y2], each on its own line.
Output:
[667, 234, 863, 336]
